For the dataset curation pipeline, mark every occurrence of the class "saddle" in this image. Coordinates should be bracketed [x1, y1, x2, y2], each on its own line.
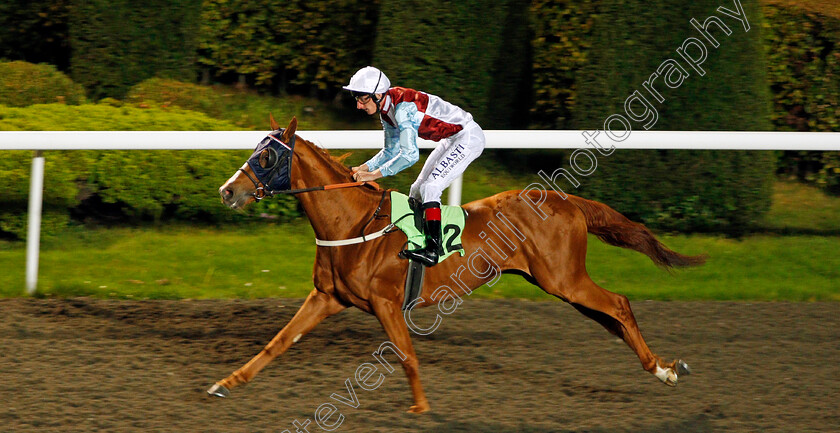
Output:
[390, 192, 467, 259]
[389, 191, 467, 310]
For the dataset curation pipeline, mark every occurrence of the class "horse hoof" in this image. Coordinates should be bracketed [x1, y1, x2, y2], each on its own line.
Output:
[207, 383, 230, 398]
[676, 360, 691, 376]
[407, 403, 430, 414]
[654, 365, 679, 387]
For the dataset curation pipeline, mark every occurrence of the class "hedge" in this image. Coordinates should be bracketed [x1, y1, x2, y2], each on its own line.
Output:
[529, 0, 597, 130]
[69, 0, 202, 100]
[0, 0, 71, 70]
[125, 78, 362, 130]
[373, 0, 531, 128]
[0, 61, 87, 107]
[762, 2, 840, 194]
[0, 103, 300, 239]
[763, 3, 840, 132]
[197, 0, 379, 97]
[519, 0, 775, 233]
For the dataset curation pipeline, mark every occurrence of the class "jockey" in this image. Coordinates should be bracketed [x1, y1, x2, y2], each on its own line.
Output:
[344, 66, 485, 267]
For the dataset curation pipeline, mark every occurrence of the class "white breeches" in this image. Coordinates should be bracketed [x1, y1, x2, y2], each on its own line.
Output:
[409, 122, 485, 204]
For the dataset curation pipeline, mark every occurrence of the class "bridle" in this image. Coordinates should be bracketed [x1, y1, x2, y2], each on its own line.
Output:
[238, 166, 271, 201]
[236, 129, 393, 246]
[239, 131, 380, 201]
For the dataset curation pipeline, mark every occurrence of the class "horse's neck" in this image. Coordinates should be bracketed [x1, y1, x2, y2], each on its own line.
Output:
[292, 139, 384, 241]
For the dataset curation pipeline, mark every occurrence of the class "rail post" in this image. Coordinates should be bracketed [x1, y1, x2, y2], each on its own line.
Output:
[26, 150, 45, 295]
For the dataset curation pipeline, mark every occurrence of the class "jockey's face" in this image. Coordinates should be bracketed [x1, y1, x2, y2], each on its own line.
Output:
[356, 94, 383, 115]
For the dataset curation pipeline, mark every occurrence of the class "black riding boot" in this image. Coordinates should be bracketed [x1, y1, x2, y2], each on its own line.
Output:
[402, 202, 441, 267]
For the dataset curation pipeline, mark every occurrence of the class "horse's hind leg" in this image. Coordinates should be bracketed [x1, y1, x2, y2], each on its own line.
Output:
[207, 289, 347, 397]
[532, 265, 689, 386]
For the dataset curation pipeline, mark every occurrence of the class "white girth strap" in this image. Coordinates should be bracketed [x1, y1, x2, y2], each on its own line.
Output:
[315, 224, 395, 247]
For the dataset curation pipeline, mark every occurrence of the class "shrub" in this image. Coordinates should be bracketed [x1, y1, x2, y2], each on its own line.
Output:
[125, 78, 367, 130]
[69, 0, 202, 99]
[0, 61, 87, 107]
[0, 103, 298, 238]
[529, 0, 598, 129]
[373, 0, 531, 128]
[762, 2, 840, 195]
[0, 0, 70, 70]
[523, 0, 775, 233]
[197, 0, 379, 98]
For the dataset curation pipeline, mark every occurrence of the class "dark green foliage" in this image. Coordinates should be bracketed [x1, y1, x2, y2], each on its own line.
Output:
[574, 0, 772, 130]
[529, 0, 598, 129]
[125, 78, 363, 130]
[69, 0, 202, 99]
[0, 0, 71, 70]
[197, 0, 291, 87]
[197, 0, 379, 97]
[282, 0, 380, 96]
[762, 3, 840, 132]
[0, 103, 293, 239]
[525, 0, 775, 233]
[575, 150, 775, 233]
[373, 0, 531, 128]
[762, 3, 840, 195]
[0, 61, 87, 106]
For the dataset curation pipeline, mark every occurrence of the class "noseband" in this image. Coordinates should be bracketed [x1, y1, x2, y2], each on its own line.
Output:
[238, 166, 271, 201]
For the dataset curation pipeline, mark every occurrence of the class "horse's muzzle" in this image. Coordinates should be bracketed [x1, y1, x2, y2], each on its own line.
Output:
[219, 186, 252, 210]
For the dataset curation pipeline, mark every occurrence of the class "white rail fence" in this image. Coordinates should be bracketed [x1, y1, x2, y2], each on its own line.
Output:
[3, 130, 840, 294]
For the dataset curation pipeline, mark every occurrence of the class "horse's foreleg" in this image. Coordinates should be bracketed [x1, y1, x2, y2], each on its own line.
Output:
[208, 289, 346, 397]
[369, 296, 430, 414]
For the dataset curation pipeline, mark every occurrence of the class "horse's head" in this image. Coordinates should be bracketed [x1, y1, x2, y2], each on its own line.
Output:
[219, 114, 297, 210]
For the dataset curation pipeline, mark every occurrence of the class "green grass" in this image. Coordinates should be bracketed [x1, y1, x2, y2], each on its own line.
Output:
[0, 222, 318, 299]
[758, 180, 840, 232]
[1, 219, 838, 301]
[2, 174, 838, 301]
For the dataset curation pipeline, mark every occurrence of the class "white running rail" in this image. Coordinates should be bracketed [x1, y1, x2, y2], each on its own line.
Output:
[2, 130, 840, 294]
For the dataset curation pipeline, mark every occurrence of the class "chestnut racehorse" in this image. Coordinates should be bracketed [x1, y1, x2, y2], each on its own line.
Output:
[211, 115, 705, 413]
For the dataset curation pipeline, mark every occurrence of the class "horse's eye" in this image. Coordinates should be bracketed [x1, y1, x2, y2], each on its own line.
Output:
[259, 148, 277, 169]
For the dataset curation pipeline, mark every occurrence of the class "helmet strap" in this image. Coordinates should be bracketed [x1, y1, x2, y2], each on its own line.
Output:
[370, 70, 383, 114]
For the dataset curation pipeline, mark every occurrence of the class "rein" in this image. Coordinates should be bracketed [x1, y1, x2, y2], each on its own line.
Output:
[238, 167, 378, 200]
[272, 180, 378, 196]
[238, 131, 391, 246]
[239, 167, 394, 246]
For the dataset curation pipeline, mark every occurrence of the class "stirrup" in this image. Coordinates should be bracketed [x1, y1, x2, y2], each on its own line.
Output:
[408, 196, 422, 212]
[402, 247, 438, 267]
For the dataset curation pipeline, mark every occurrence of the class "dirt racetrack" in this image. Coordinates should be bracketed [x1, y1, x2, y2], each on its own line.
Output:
[1, 297, 838, 433]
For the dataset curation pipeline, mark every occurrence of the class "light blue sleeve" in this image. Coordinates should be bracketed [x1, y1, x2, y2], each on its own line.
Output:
[364, 119, 400, 171]
[377, 102, 422, 177]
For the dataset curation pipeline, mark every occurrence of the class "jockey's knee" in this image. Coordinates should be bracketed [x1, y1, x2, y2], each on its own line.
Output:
[409, 184, 421, 200]
[420, 184, 443, 204]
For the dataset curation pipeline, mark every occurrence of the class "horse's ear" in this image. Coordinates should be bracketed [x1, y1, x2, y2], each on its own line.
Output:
[282, 116, 298, 142]
[269, 112, 280, 131]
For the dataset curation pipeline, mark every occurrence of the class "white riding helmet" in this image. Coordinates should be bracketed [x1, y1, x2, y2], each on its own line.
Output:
[343, 66, 391, 96]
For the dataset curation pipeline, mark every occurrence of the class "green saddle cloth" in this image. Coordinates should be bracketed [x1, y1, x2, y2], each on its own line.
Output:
[390, 191, 467, 262]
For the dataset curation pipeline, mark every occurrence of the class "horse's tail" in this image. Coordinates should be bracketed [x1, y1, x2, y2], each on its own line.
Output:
[567, 195, 707, 269]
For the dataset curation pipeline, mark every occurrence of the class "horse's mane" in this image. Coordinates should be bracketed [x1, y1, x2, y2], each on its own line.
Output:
[298, 135, 384, 192]
[301, 136, 353, 175]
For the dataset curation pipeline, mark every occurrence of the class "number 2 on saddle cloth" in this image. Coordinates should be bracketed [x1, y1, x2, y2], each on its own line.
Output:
[389, 192, 466, 260]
